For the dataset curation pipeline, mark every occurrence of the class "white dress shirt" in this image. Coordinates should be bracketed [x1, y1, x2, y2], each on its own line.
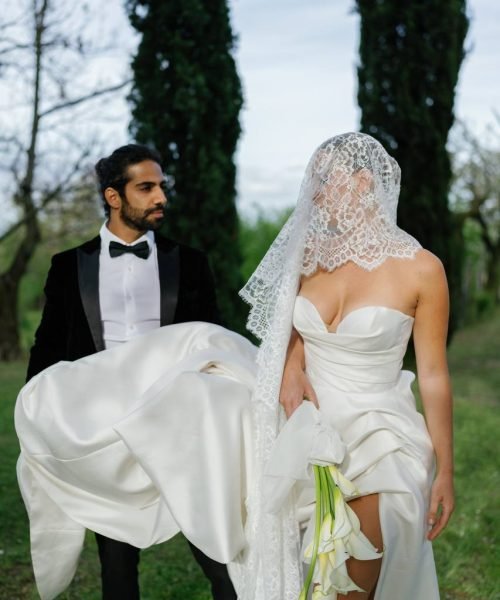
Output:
[99, 223, 161, 349]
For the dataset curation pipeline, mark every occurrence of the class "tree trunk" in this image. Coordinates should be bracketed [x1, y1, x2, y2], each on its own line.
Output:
[485, 246, 500, 303]
[0, 213, 40, 360]
[0, 1, 45, 361]
[0, 274, 22, 360]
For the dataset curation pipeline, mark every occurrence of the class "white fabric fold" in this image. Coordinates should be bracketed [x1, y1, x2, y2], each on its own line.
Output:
[16, 301, 440, 600]
[292, 300, 439, 600]
[15, 323, 257, 600]
[263, 402, 346, 514]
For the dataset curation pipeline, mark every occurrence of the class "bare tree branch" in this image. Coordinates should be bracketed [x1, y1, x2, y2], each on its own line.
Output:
[0, 0, 132, 358]
[0, 42, 32, 55]
[39, 79, 131, 118]
[0, 145, 92, 244]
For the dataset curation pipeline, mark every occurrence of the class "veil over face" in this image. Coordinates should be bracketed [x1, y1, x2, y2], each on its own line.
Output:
[236, 133, 421, 600]
[298, 132, 417, 275]
[241, 131, 420, 344]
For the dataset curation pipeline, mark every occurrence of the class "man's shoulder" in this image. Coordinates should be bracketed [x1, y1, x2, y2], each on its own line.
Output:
[155, 233, 208, 262]
[50, 236, 101, 265]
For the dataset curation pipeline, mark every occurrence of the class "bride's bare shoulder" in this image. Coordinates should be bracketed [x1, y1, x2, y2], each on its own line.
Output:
[412, 248, 446, 279]
[409, 249, 449, 306]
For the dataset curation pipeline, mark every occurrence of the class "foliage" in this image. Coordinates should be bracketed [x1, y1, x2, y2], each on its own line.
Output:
[127, 0, 244, 332]
[458, 220, 492, 323]
[355, 0, 469, 335]
[239, 207, 292, 282]
[2, 311, 499, 598]
[3, 175, 103, 354]
[449, 121, 500, 308]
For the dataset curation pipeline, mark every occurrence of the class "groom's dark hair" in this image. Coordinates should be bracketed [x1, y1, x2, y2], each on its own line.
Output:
[95, 144, 164, 216]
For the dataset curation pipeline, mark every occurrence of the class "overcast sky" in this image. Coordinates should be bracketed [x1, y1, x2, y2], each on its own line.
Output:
[228, 0, 500, 216]
[4, 0, 496, 222]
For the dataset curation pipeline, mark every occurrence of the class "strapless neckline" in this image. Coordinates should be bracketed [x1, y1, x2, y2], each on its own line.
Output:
[295, 295, 414, 335]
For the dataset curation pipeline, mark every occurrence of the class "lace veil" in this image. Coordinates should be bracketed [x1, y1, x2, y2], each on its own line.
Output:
[236, 132, 421, 599]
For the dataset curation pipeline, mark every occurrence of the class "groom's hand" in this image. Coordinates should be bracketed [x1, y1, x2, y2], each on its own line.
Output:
[279, 328, 318, 418]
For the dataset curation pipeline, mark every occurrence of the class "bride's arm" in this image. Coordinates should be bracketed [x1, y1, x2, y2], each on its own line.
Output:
[279, 328, 318, 418]
[412, 250, 454, 541]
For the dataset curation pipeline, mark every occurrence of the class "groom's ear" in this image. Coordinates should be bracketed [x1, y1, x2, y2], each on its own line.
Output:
[104, 187, 121, 211]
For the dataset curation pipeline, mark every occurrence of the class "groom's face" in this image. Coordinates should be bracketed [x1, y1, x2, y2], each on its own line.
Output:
[119, 160, 167, 232]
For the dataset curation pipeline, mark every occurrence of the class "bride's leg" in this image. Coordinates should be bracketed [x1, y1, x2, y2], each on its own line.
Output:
[338, 493, 383, 600]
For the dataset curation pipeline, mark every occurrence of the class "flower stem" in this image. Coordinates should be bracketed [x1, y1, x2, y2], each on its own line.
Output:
[319, 466, 332, 515]
[300, 464, 323, 600]
[325, 466, 337, 510]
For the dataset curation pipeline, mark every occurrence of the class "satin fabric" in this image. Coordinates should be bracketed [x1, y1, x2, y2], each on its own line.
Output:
[289, 296, 439, 599]
[16, 301, 440, 599]
[16, 323, 257, 600]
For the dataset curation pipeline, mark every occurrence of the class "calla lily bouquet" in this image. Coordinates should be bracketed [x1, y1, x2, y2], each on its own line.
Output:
[299, 464, 382, 600]
[262, 402, 382, 600]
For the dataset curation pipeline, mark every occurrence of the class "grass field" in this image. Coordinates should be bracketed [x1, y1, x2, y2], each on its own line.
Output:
[1, 312, 499, 599]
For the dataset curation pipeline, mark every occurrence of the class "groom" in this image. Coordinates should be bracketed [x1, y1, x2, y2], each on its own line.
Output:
[27, 144, 237, 600]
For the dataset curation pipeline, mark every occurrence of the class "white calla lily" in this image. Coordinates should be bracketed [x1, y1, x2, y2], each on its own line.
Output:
[299, 432, 383, 600]
[346, 528, 383, 560]
[318, 513, 335, 553]
[317, 551, 334, 589]
[329, 464, 359, 498]
[332, 486, 355, 539]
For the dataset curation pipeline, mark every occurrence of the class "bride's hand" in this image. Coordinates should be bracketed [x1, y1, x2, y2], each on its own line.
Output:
[426, 471, 454, 541]
[279, 362, 318, 418]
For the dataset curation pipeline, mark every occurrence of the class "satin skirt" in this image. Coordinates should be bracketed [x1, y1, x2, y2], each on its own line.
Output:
[16, 322, 257, 600]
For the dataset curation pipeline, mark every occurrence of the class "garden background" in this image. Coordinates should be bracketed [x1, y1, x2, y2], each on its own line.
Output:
[1, 1, 498, 598]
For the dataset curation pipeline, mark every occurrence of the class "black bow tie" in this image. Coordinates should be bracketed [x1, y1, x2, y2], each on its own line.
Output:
[109, 240, 150, 259]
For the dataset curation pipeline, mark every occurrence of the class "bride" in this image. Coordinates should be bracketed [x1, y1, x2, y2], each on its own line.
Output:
[16, 132, 454, 600]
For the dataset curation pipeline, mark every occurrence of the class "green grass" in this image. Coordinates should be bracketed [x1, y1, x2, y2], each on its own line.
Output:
[434, 313, 500, 600]
[1, 313, 499, 599]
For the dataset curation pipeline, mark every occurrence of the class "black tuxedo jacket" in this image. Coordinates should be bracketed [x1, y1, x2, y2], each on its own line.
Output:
[27, 233, 220, 381]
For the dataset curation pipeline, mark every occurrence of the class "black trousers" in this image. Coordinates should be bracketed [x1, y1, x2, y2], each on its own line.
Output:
[95, 533, 237, 600]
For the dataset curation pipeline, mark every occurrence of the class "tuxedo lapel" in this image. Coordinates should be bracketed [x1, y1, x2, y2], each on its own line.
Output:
[155, 234, 180, 326]
[77, 236, 105, 352]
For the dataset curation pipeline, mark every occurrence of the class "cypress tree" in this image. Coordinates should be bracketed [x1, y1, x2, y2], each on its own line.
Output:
[127, 0, 244, 331]
[355, 1, 469, 333]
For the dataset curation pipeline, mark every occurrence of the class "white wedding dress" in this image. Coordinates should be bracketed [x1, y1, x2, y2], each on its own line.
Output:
[15, 297, 439, 600]
[289, 296, 440, 599]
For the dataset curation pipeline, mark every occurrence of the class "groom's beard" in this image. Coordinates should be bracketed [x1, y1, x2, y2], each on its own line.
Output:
[120, 196, 165, 232]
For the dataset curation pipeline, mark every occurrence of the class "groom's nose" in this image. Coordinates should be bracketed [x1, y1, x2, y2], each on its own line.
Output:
[154, 187, 167, 205]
